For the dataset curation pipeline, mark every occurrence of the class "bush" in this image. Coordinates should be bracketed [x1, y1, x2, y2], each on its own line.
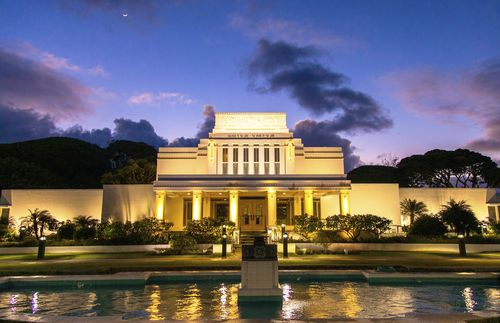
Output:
[324, 214, 392, 241]
[57, 220, 76, 240]
[316, 230, 349, 244]
[408, 214, 448, 237]
[185, 218, 227, 243]
[169, 233, 197, 254]
[95, 218, 173, 244]
[293, 215, 324, 240]
[483, 219, 500, 235]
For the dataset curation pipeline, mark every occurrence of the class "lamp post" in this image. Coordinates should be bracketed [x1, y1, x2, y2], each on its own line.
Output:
[19, 226, 26, 241]
[282, 224, 288, 258]
[38, 236, 46, 259]
[222, 224, 227, 258]
[458, 234, 466, 256]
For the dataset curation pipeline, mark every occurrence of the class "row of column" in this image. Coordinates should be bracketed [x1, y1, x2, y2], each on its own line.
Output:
[155, 190, 351, 226]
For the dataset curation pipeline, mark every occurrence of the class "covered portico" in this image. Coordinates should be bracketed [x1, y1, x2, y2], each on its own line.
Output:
[153, 175, 351, 232]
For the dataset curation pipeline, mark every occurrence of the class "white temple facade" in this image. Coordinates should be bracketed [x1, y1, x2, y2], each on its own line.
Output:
[153, 112, 351, 233]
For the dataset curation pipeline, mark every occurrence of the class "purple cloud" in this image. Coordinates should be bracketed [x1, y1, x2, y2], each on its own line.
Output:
[293, 119, 361, 171]
[384, 57, 500, 160]
[0, 47, 92, 121]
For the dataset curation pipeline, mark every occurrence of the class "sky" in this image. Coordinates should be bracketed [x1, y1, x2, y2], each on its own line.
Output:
[1, 0, 499, 170]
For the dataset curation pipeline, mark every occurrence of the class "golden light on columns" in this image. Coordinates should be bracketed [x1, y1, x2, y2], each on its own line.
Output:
[340, 190, 350, 215]
[304, 189, 314, 216]
[192, 190, 202, 221]
[229, 190, 238, 225]
[155, 191, 166, 220]
[267, 189, 277, 227]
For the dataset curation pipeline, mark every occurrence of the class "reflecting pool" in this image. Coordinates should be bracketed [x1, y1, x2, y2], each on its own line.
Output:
[0, 281, 499, 320]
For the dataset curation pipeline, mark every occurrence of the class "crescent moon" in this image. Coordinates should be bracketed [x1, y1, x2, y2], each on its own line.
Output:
[122, 13, 128, 17]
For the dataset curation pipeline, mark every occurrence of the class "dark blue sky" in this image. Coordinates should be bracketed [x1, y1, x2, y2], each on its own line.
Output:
[1, 0, 499, 168]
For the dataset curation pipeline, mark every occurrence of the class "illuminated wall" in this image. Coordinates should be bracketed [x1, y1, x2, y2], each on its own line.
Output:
[101, 184, 155, 223]
[2, 189, 103, 226]
[399, 188, 496, 224]
[350, 184, 402, 225]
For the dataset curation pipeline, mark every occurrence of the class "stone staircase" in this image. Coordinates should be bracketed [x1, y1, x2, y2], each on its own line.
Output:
[235, 231, 268, 250]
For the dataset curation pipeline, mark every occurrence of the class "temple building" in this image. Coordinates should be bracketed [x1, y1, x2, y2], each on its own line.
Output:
[154, 112, 351, 233]
[1, 112, 499, 233]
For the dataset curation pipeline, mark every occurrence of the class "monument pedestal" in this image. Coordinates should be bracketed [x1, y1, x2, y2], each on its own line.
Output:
[238, 238, 282, 300]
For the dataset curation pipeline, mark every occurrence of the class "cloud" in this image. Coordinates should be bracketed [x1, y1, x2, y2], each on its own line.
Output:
[112, 118, 167, 148]
[228, 14, 356, 49]
[246, 39, 393, 134]
[384, 57, 500, 159]
[0, 104, 168, 148]
[11, 42, 108, 77]
[293, 119, 361, 171]
[127, 91, 195, 106]
[169, 105, 216, 147]
[62, 125, 113, 147]
[0, 47, 93, 120]
[0, 105, 58, 143]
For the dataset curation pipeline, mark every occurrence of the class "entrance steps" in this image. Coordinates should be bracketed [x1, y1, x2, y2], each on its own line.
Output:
[236, 231, 268, 249]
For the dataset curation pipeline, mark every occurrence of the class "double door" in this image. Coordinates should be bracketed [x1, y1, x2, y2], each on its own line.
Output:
[239, 199, 266, 232]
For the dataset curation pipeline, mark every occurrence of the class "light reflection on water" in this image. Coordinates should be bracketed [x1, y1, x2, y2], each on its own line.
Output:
[0, 281, 499, 320]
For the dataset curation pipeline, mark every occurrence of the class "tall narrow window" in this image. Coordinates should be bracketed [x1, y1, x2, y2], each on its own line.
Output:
[264, 146, 270, 175]
[233, 147, 239, 174]
[254, 147, 260, 174]
[313, 199, 321, 217]
[243, 147, 249, 175]
[274, 147, 280, 174]
[222, 147, 228, 174]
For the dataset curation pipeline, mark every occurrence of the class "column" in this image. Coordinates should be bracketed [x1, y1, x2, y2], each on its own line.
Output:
[304, 189, 314, 216]
[267, 189, 277, 227]
[207, 141, 216, 174]
[340, 190, 350, 215]
[269, 145, 275, 175]
[202, 195, 211, 218]
[259, 146, 265, 175]
[293, 193, 302, 216]
[155, 191, 166, 221]
[238, 145, 244, 175]
[249, 144, 255, 175]
[217, 146, 223, 174]
[230, 190, 239, 226]
[228, 147, 234, 175]
[192, 190, 202, 221]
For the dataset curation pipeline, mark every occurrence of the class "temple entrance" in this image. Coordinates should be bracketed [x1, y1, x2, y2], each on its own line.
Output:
[239, 198, 266, 232]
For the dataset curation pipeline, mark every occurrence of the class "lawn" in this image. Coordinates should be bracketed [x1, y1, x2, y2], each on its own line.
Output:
[0, 251, 499, 276]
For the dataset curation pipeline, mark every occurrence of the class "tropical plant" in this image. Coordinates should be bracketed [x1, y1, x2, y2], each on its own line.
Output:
[400, 198, 428, 225]
[324, 214, 392, 241]
[21, 209, 59, 240]
[293, 215, 324, 240]
[73, 215, 99, 240]
[407, 214, 448, 237]
[57, 220, 76, 240]
[482, 219, 500, 235]
[439, 199, 480, 236]
[169, 233, 197, 254]
[132, 218, 173, 244]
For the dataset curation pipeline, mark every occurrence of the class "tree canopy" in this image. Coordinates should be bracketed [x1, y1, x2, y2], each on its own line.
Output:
[0, 138, 157, 188]
[348, 149, 500, 188]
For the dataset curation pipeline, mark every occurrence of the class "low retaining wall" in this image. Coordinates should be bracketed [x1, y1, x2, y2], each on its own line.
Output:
[290, 243, 500, 254]
[0, 244, 232, 255]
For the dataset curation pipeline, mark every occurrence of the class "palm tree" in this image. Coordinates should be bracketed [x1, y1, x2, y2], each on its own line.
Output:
[400, 198, 428, 225]
[73, 215, 99, 229]
[439, 199, 480, 237]
[21, 209, 59, 240]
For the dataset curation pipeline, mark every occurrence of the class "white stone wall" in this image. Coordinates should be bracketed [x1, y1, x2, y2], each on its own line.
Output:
[2, 189, 103, 226]
[350, 184, 402, 225]
[101, 184, 155, 223]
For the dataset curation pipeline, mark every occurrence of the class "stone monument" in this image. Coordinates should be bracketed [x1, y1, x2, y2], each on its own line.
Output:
[238, 236, 282, 299]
